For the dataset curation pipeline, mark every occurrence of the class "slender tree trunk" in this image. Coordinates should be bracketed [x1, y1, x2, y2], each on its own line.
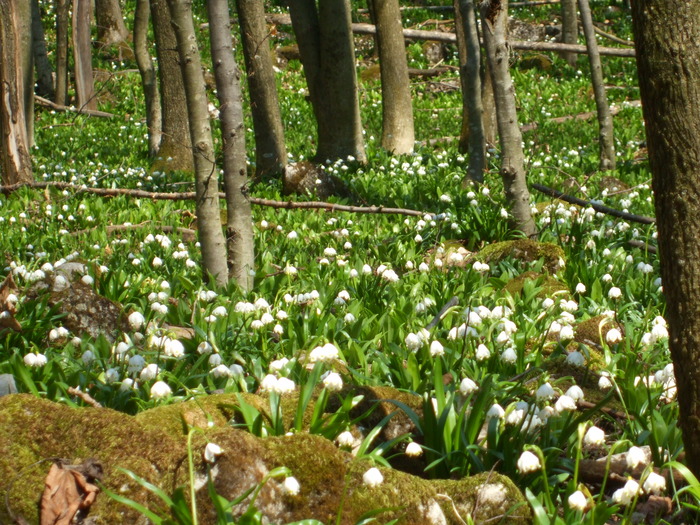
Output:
[167, 0, 228, 286]
[134, 0, 162, 157]
[235, 0, 287, 179]
[369, 0, 415, 154]
[31, 0, 54, 99]
[150, 0, 193, 172]
[456, 0, 485, 183]
[480, 0, 536, 237]
[288, 0, 366, 163]
[18, 0, 34, 148]
[95, 0, 129, 46]
[631, 0, 700, 478]
[481, 60, 497, 147]
[560, 0, 578, 67]
[207, 0, 254, 292]
[55, 0, 70, 105]
[0, 0, 34, 184]
[72, 0, 97, 111]
[579, 0, 615, 170]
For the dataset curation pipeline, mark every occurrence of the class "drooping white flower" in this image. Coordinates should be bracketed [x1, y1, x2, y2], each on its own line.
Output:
[128, 311, 145, 331]
[211, 364, 233, 378]
[501, 347, 517, 364]
[323, 372, 343, 392]
[204, 442, 223, 463]
[565, 385, 584, 403]
[516, 451, 541, 474]
[283, 476, 300, 496]
[566, 351, 585, 367]
[105, 368, 120, 384]
[568, 490, 587, 511]
[486, 403, 505, 420]
[150, 380, 172, 399]
[363, 467, 384, 487]
[405, 333, 423, 352]
[459, 377, 478, 395]
[583, 426, 605, 447]
[405, 442, 423, 457]
[558, 325, 575, 341]
[475, 344, 491, 361]
[273, 377, 296, 395]
[575, 283, 587, 294]
[336, 431, 355, 448]
[430, 340, 445, 357]
[260, 374, 278, 393]
[606, 328, 623, 344]
[608, 287, 622, 300]
[536, 382, 555, 401]
[140, 362, 160, 381]
[625, 446, 647, 470]
[555, 395, 577, 414]
[612, 479, 640, 505]
[643, 472, 666, 495]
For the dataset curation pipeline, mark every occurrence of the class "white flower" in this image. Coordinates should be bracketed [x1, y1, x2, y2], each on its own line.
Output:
[324, 247, 337, 257]
[405, 333, 423, 352]
[651, 323, 668, 340]
[566, 351, 585, 367]
[555, 395, 577, 413]
[459, 377, 478, 395]
[626, 446, 647, 470]
[486, 403, 505, 420]
[273, 377, 296, 395]
[164, 339, 185, 358]
[612, 479, 640, 505]
[643, 472, 666, 495]
[363, 467, 384, 487]
[418, 262, 430, 272]
[475, 344, 491, 361]
[558, 325, 575, 341]
[606, 328, 623, 344]
[542, 298, 555, 309]
[140, 363, 160, 381]
[516, 451, 541, 473]
[309, 343, 339, 363]
[128, 311, 145, 331]
[565, 386, 584, 403]
[150, 380, 172, 399]
[608, 287, 622, 299]
[575, 283, 586, 294]
[362, 264, 373, 275]
[598, 374, 613, 390]
[430, 340, 444, 357]
[260, 374, 278, 393]
[24, 353, 47, 367]
[568, 490, 587, 511]
[105, 368, 120, 383]
[536, 382, 555, 401]
[211, 364, 233, 378]
[204, 443, 223, 463]
[344, 313, 356, 323]
[323, 372, 343, 392]
[501, 347, 517, 364]
[381, 269, 400, 282]
[336, 431, 355, 448]
[287, 231, 298, 239]
[120, 378, 135, 391]
[583, 426, 605, 447]
[81, 350, 95, 366]
[208, 353, 223, 367]
[405, 442, 423, 457]
[283, 476, 300, 496]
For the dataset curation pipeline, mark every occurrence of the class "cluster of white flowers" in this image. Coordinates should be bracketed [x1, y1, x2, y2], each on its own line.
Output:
[404, 329, 429, 352]
[284, 289, 320, 305]
[308, 342, 339, 364]
[260, 374, 296, 395]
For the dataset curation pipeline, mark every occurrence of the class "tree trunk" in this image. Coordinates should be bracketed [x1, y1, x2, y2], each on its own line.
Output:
[480, 0, 536, 237]
[560, 0, 578, 67]
[631, 0, 700, 478]
[235, 0, 287, 179]
[579, 0, 615, 170]
[481, 60, 497, 147]
[150, 0, 193, 172]
[288, 0, 366, 163]
[207, 0, 255, 292]
[55, 0, 70, 106]
[369, 0, 415, 154]
[134, 0, 162, 157]
[72, 0, 97, 111]
[0, 0, 34, 184]
[31, 0, 54, 99]
[456, 0, 485, 183]
[95, 0, 129, 46]
[17, 0, 34, 148]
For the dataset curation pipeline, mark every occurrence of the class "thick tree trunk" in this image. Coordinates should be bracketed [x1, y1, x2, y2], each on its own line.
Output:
[0, 0, 34, 184]
[134, 0, 162, 157]
[456, 0, 485, 183]
[288, 0, 366, 163]
[31, 0, 54, 99]
[631, 1, 700, 478]
[481, 61, 497, 147]
[369, 0, 415, 154]
[579, 0, 615, 170]
[95, 0, 129, 46]
[55, 0, 70, 106]
[72, 0, 97, 111]
[207, 0, 255, 292]
[167, 0, 228, 285]
[480, 0, 536, 237]
[560, 0, 578, 67]
[235, 0, 287, 179]
[150, 0, 193, 172]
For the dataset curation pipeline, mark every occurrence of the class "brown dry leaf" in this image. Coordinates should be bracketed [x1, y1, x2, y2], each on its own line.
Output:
[40, 460, 101, 525]
[0, 273, 21, 332]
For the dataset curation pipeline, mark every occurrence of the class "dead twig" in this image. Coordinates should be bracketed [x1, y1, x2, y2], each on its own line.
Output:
[34, 95, 115, 119]
[67, 387, 103, 408]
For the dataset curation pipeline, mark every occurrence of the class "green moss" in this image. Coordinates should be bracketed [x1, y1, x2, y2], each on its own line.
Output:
[502, 271, 570, 298]
[476, 239, 566, 273]
[575, 315, 623, 348]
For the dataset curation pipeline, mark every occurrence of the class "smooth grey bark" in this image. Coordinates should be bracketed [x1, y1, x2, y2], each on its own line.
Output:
[0, 0, 34, 184]
[72, 0, 97, 111]
[167, 0, 228, 285]
[560, 0, 578, 67]
[235, 0, 287, 179]
[150, 0, 193, 172]
[55, 0, 70, 105]
[369, 0, 415, 154]
[456, 0, 485, 183]
[578, 0, 615, 170]
[631, 0, 700, 478]
[480, 0, 536, 237]
[134, 0, 162, 157]
[207, 0, 255, 292]
[481, 61, 497, 147]
[31, 0, 54, 99]
[95, 0, 129, 46]
[18, 0, 34, 148]
[288, 0, 366, 163]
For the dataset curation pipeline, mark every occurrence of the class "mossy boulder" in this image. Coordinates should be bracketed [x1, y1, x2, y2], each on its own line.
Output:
[0, 394, 531, 524]
[502, 271, 570, 298]
[476, 239, 565, 273]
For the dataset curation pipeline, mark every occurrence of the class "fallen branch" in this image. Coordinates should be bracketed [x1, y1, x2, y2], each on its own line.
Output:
[67, 387, 102, 408]
[531, 183, 655, 225]
[0, 181, 427, 218]
[34, 95, 115, 119]
[71, 221, 198, 242]
[521, 100, 641, 132]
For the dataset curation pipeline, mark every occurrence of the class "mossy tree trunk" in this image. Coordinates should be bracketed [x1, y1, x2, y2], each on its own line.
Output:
[134, 0, 162, 157]
[207, 0, 255, 292]
[480, 0, 536, 237]
[167, 0, 228, 285]
[631, 0, 700, 478]
[560, 0, 578, 67]
[72, 0, 97, 111]
[95, 0, 129, 47]
[54, 0, 70, 106]
[235, 0, 287, 179]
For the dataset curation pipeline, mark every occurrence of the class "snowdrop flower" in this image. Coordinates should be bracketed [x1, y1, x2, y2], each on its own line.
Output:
[565, 386, 584, 403]
[309, 343, 339, 363]
[558, 324, 575, 341]
[270, 357, 289, 373]
[516, 451, 541, 474]
[495, 331, 510, 346]
[560, 300, 578, 313]
[260, 374, 278, 393]
[501, 347, 517, 364]
[164, 339, 185, 358]
[601, 273, 613, 283]
[555, 395, 577, 413]
[381, 269, 399, 282]
[150, 380, 172, 399]
[140, 363, 160, 381]
[273, 377, 296, 395]
[568, 490, 587, 511]
[643, 472, 666, 495]
[323, 372, 343, 392]
[336, 431, 355, 448]
[606, 328, 623, 344]
[475, 344, 491, 361]
[276, 310, 289, 320]
[287, 231, 298, 239]
[575, 283, 586, 294]
[542, 298, 555, 309]
[418, 262, 430, 272]
[362, 264, 373, 275]
[212, 306, 227, 318]
[204, 443, 223, 463]
[81, 350, 95, 366]
[536, 382, 555, 401]
[430, 340, 445, 357]
[127, 354, 145, 374]
[283, 476, 300, 496]
[459, 377, 478, 395]
[324, 247, 337, 257]
[612, 479, 640, 505]
[211, 364, 232, 378]
[105, 368, 120, 384]
[583, 426, 605, 447]
[128, 311, 145, 331]
[405, 333, 423, 352]
[120, 378, 135, 391]
[566, 351, 585, 367]
[598, 373, 613, 390]
[363, 467, 384, 487]
[626, 446, 647, 470]
[24, 353, 47, 367]
[344, 313, 356, 323]
[608, 287, 622, 299]
[197, 341, 213, 355]
[651, 322, 668, 341]
[486, 403, 505, 420]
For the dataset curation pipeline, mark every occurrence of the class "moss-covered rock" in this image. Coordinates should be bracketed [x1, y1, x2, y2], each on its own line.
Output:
[476, 239, 565, 273]
[502, 271, 570, 298]
[0, 395, 531, 525]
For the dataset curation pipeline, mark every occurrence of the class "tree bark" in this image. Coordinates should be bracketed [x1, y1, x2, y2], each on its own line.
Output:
[560, 0, 578, 67]
[134, 0, 162, 157]
[235, 0, 287, 179]
[455, 0, 485, 183]
[72, 0, 97, 111]
[17, 0, 34, 148]
[0, 0, 34, 184]
[207, 0, 255, 292]
[167, 0, 229, 285]
[631, 0, 700, 478]
[55, 0, 70, 106]
[150, 0, 193, 172]
[288, 0, 366, 163]
[95, 0, 129, 46]
[31, 0, 54, 99]
[369, 0, 415, 154]
[480, 0, 536, 237]
[579, 0, 615, 170]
